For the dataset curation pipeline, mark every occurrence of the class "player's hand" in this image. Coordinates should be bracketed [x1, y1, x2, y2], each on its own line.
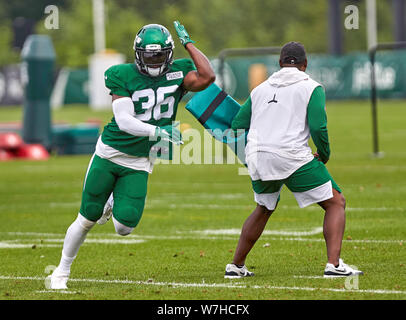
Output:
[155, 124, 183, 145]
[314, 152, 328, 164]
[173, 21, 195, 48]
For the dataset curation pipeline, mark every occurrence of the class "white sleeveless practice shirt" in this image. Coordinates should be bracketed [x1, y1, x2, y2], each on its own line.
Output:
[246, 67, 321, 181]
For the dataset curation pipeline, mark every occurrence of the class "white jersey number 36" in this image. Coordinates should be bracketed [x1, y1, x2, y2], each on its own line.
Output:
[132, 85, 178, 121]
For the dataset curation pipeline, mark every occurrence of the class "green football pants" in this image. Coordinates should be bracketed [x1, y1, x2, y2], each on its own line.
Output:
[80, 154, 149, 228]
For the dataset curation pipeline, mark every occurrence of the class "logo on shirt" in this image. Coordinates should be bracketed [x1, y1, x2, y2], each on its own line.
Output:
[166, 71, 184, 81]
[268, 93, 278, 104]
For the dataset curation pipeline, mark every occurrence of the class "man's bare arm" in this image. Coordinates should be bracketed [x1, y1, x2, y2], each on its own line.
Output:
[182, 43, 216, 92]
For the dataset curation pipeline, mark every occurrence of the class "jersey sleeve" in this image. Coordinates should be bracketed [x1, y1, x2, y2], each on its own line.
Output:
[231, 96, 252, 131]
[173, 59, 197, 95]
[104, 66, 131, 97]
[307, 86, 330, 163]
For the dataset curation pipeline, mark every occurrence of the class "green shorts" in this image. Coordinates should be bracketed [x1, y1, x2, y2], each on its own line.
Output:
[80, 155, 149, 228]
[251, 158, 341, 210]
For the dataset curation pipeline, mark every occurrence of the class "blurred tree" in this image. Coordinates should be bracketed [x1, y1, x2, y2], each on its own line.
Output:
[343, 0, 394, 53]
[0, 0, 69, 21]
[0, 0, 69, 51]
[0, 0, 394, 68]
[36, 0, 148, 67]
[35, 0, 94, 68]
[104, 1, 148, 62]
[0, 23, 20, 66]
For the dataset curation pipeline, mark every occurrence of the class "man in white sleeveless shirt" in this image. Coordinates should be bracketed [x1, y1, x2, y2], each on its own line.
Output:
[225, 42, 363, 278]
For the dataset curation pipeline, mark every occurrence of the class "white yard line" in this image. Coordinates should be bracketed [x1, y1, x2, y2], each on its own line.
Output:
[0, 242, 61, 249]
[3, 232, 66, 237]
[293, 275, 327, 279]
[156, 203, 405, 211]
[0, 275, 404, 296]
[2, 201, 403, 212]
[17, 238, 147, 244]
[187, 227, 323, 236]
[0, 231, 404, 246]
[35, 290, 78, 294]
[0, 238, 146, 248]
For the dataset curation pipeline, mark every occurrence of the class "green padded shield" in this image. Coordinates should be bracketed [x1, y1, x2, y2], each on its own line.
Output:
[185, 83, 247, 164]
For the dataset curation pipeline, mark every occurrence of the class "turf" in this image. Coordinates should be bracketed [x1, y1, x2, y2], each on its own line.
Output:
[0, 99, 405, 301]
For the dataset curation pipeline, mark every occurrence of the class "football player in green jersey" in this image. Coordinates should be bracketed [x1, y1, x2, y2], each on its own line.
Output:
[49, 21, 215, 289]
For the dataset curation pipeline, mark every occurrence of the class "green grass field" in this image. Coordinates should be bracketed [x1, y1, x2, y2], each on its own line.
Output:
[0, 99, 405, 301]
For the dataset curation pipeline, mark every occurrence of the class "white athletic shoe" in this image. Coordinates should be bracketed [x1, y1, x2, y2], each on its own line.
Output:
[48, 267, 70, 289]
[324, 259, 364, 278]
[97, 197, 114, 225]
[224, 263, 254, 279]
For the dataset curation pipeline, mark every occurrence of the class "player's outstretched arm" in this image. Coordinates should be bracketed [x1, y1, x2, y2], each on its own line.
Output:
[173, 21, 215, 92]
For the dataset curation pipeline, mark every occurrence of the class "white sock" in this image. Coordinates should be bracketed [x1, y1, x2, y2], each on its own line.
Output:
[58, 213, 96, 273]
[106, 193, 114, 208]
[112, 216, 134, 236]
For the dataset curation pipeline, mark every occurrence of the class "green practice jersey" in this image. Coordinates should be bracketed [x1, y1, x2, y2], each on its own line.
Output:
[101, 59, 196, 157]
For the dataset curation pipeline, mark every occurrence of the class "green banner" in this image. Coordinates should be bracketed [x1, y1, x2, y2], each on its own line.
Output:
[63, 69, 89, 104]
[51, 68, 89, 108]
[50, 50, 406, 105]
[214, 49, 406, 101]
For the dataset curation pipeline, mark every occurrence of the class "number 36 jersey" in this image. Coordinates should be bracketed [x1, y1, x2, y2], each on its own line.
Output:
[101, 59, 196, 157]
